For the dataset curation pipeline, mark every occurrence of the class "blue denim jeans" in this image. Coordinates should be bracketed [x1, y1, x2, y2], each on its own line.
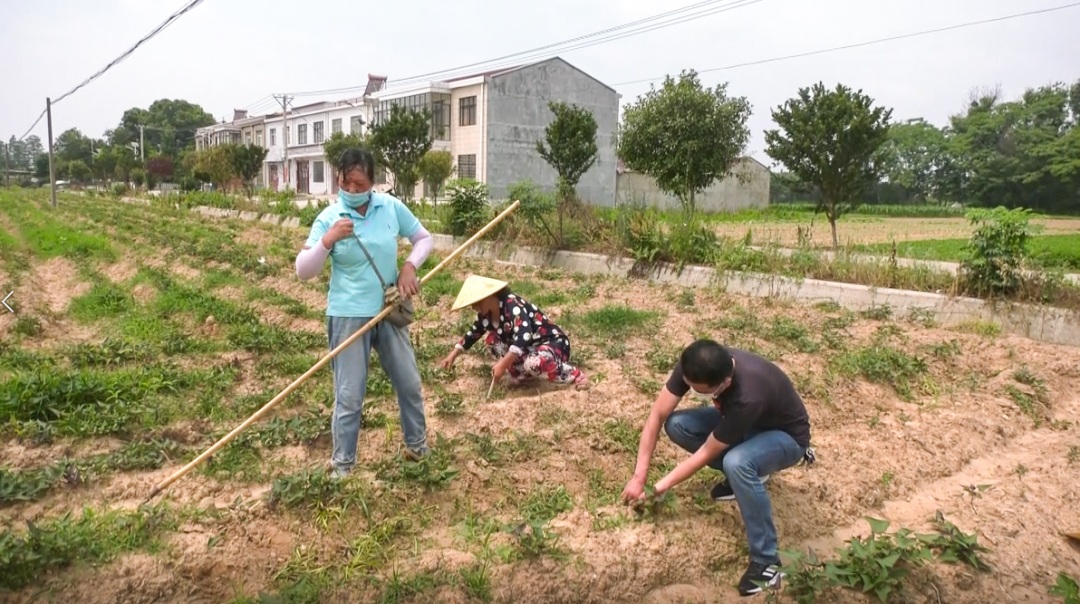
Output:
[664, 406, 805, 565]
[327, 316, 428, 472]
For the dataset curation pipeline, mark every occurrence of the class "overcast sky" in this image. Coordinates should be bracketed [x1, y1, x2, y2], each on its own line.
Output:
[3, 0, 1078, 166]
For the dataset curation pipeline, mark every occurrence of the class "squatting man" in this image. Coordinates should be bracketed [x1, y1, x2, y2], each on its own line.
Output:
[621, 339, 815, 596]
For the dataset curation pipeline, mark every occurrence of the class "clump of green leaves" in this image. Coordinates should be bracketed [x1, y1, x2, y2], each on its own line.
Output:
[434, 390, 466, 417]
[267, 467, 358, 511]
[375, 434, 459, 490]
[960, 206, 1035, 296]
[778, 513, 991, 604]
[630, 485, 678, 522]
[504, 520, 565, 560]
[445, 179, 490, 237]
[1050, 572, 1080, 604]
[832, 344, 929, 400]
[0, 464, 71, 504]
[0, 504, 175, 590]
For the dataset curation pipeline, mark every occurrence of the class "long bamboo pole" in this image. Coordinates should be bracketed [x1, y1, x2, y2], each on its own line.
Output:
[144, 200, 521, 502]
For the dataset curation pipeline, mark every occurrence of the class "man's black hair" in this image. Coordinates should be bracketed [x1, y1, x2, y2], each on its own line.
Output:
[680, 339, 734, 386]
[337, 148, 376, 183]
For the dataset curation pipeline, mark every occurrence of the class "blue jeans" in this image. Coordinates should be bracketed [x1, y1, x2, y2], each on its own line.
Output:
[664, 406, 805, 565]
[327, 316, 428, 471]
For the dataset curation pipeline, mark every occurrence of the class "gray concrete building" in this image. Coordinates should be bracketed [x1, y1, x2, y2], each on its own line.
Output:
[615, 156, 771, 213]
[370, 56, 621, 205]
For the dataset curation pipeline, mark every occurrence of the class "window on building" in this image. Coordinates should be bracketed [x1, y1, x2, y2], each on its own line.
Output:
[313, 161, 324, 183]
[458, 154, 477, 180]
[270, 128, 276, 146]
[459, 96, 477, 127]
[255, 129, 263, 146]
[297, 124, 307, 145]
[350, 115, 363, 134]
[332, 118, 342, 134]
[245, 132, 252, 145]
[314, 121, 324, 144]
[432, 93, 451, 141]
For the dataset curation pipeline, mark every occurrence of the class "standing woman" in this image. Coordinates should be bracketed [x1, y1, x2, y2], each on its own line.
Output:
[295, 148, 435, 477]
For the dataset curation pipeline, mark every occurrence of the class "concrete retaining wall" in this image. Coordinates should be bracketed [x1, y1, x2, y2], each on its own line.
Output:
[755, 245, 1080, 286]
[425, 234, 1080, 348]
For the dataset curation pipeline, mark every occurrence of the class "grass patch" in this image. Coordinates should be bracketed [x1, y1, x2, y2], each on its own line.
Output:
[832, 343, 930, 400]
[69, 281, 135, 322]
[0, 503, 177, 590]
[565, 304, 662, 339]
[858, 234, 1080, 271]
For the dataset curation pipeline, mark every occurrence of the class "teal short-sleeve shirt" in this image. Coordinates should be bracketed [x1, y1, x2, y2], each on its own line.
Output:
[304, 193, 422, 318]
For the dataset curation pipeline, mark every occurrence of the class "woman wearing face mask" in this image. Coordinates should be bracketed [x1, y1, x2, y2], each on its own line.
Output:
[294, 147, 435, 478]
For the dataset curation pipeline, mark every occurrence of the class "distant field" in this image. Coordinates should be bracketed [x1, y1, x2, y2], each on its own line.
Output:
[856, 234, 1080, 271]
[708, 214, 1080, 248]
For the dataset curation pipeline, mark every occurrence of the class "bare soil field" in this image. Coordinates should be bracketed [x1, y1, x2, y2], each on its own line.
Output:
[712, 216, 1080, 247]
[2, 191, 1080, 604]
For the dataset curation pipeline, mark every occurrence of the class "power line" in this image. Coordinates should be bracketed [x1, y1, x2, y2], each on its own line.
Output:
[14, 0, 207, 141]
[51, 0, 207, 105]
[385, 0, 766, 90]
[283, 0, 765, 98]
[390, 0, 758, 87]
[18, 109, 47, 141]
[614, 1, 1080, 86]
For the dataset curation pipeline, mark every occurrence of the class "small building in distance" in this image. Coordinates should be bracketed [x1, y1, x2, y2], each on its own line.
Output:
[614, 156, 771, 213]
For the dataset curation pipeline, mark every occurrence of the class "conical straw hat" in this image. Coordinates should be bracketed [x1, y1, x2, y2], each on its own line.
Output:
[451, 275, 508, 311]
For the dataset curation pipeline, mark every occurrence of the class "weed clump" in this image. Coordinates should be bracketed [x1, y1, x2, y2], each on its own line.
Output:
[778, 512, 991, 603]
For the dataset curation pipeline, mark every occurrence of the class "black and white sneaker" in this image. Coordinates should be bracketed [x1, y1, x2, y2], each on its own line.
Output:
[710, 474, 770, 501]
[738, 560, 783, 596]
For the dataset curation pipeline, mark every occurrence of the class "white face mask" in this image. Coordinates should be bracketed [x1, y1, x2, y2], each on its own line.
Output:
[690, 386, 718, 401]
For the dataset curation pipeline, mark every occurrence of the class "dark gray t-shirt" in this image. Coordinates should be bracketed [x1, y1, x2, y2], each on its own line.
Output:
[665, 348, 811, 448]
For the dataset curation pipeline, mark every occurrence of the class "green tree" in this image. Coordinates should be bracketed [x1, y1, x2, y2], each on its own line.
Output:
[369, 105, 433, 201]
[417, 149, 455, 208]
[617, 69, 752, 222]
[946, 81, 1080, 214]
[131, 168, 147, 189]
[193, 145, 237, 190]
[231, 144, 268, 197]
[323, 131, 371, 172]
[111, 99, 215, 159]
[3, 135, 43, 171]
[765, 82, 893, 248]
[66, 160, 91, 184]
[55, 128, 94, 166]
[536, 101, 599, 245]
[93, 146, 120, 183]
[879, 118, 953, 203]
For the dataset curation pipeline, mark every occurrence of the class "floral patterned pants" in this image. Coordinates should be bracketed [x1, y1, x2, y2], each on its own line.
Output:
[485, 332, 584, 385]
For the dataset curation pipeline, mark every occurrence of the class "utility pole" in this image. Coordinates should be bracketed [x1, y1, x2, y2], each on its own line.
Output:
[275, 94, 292, 192]
[47, 97, 57, 208]
[138, 125, 145, 162]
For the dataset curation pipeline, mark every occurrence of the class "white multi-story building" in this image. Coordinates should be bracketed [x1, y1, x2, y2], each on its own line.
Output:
[194, 58, 622, 204]
[261, 75, 386, 195]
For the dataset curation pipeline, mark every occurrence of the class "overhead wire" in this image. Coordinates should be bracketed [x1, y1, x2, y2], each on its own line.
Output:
[15, 0, 207, 140]
[383, 0, 766, 90]
[52, 0, 207, 105]
[282, 0, 765, 99]
[614, 1, 1080, 86]
[387, 0, 759, 87]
